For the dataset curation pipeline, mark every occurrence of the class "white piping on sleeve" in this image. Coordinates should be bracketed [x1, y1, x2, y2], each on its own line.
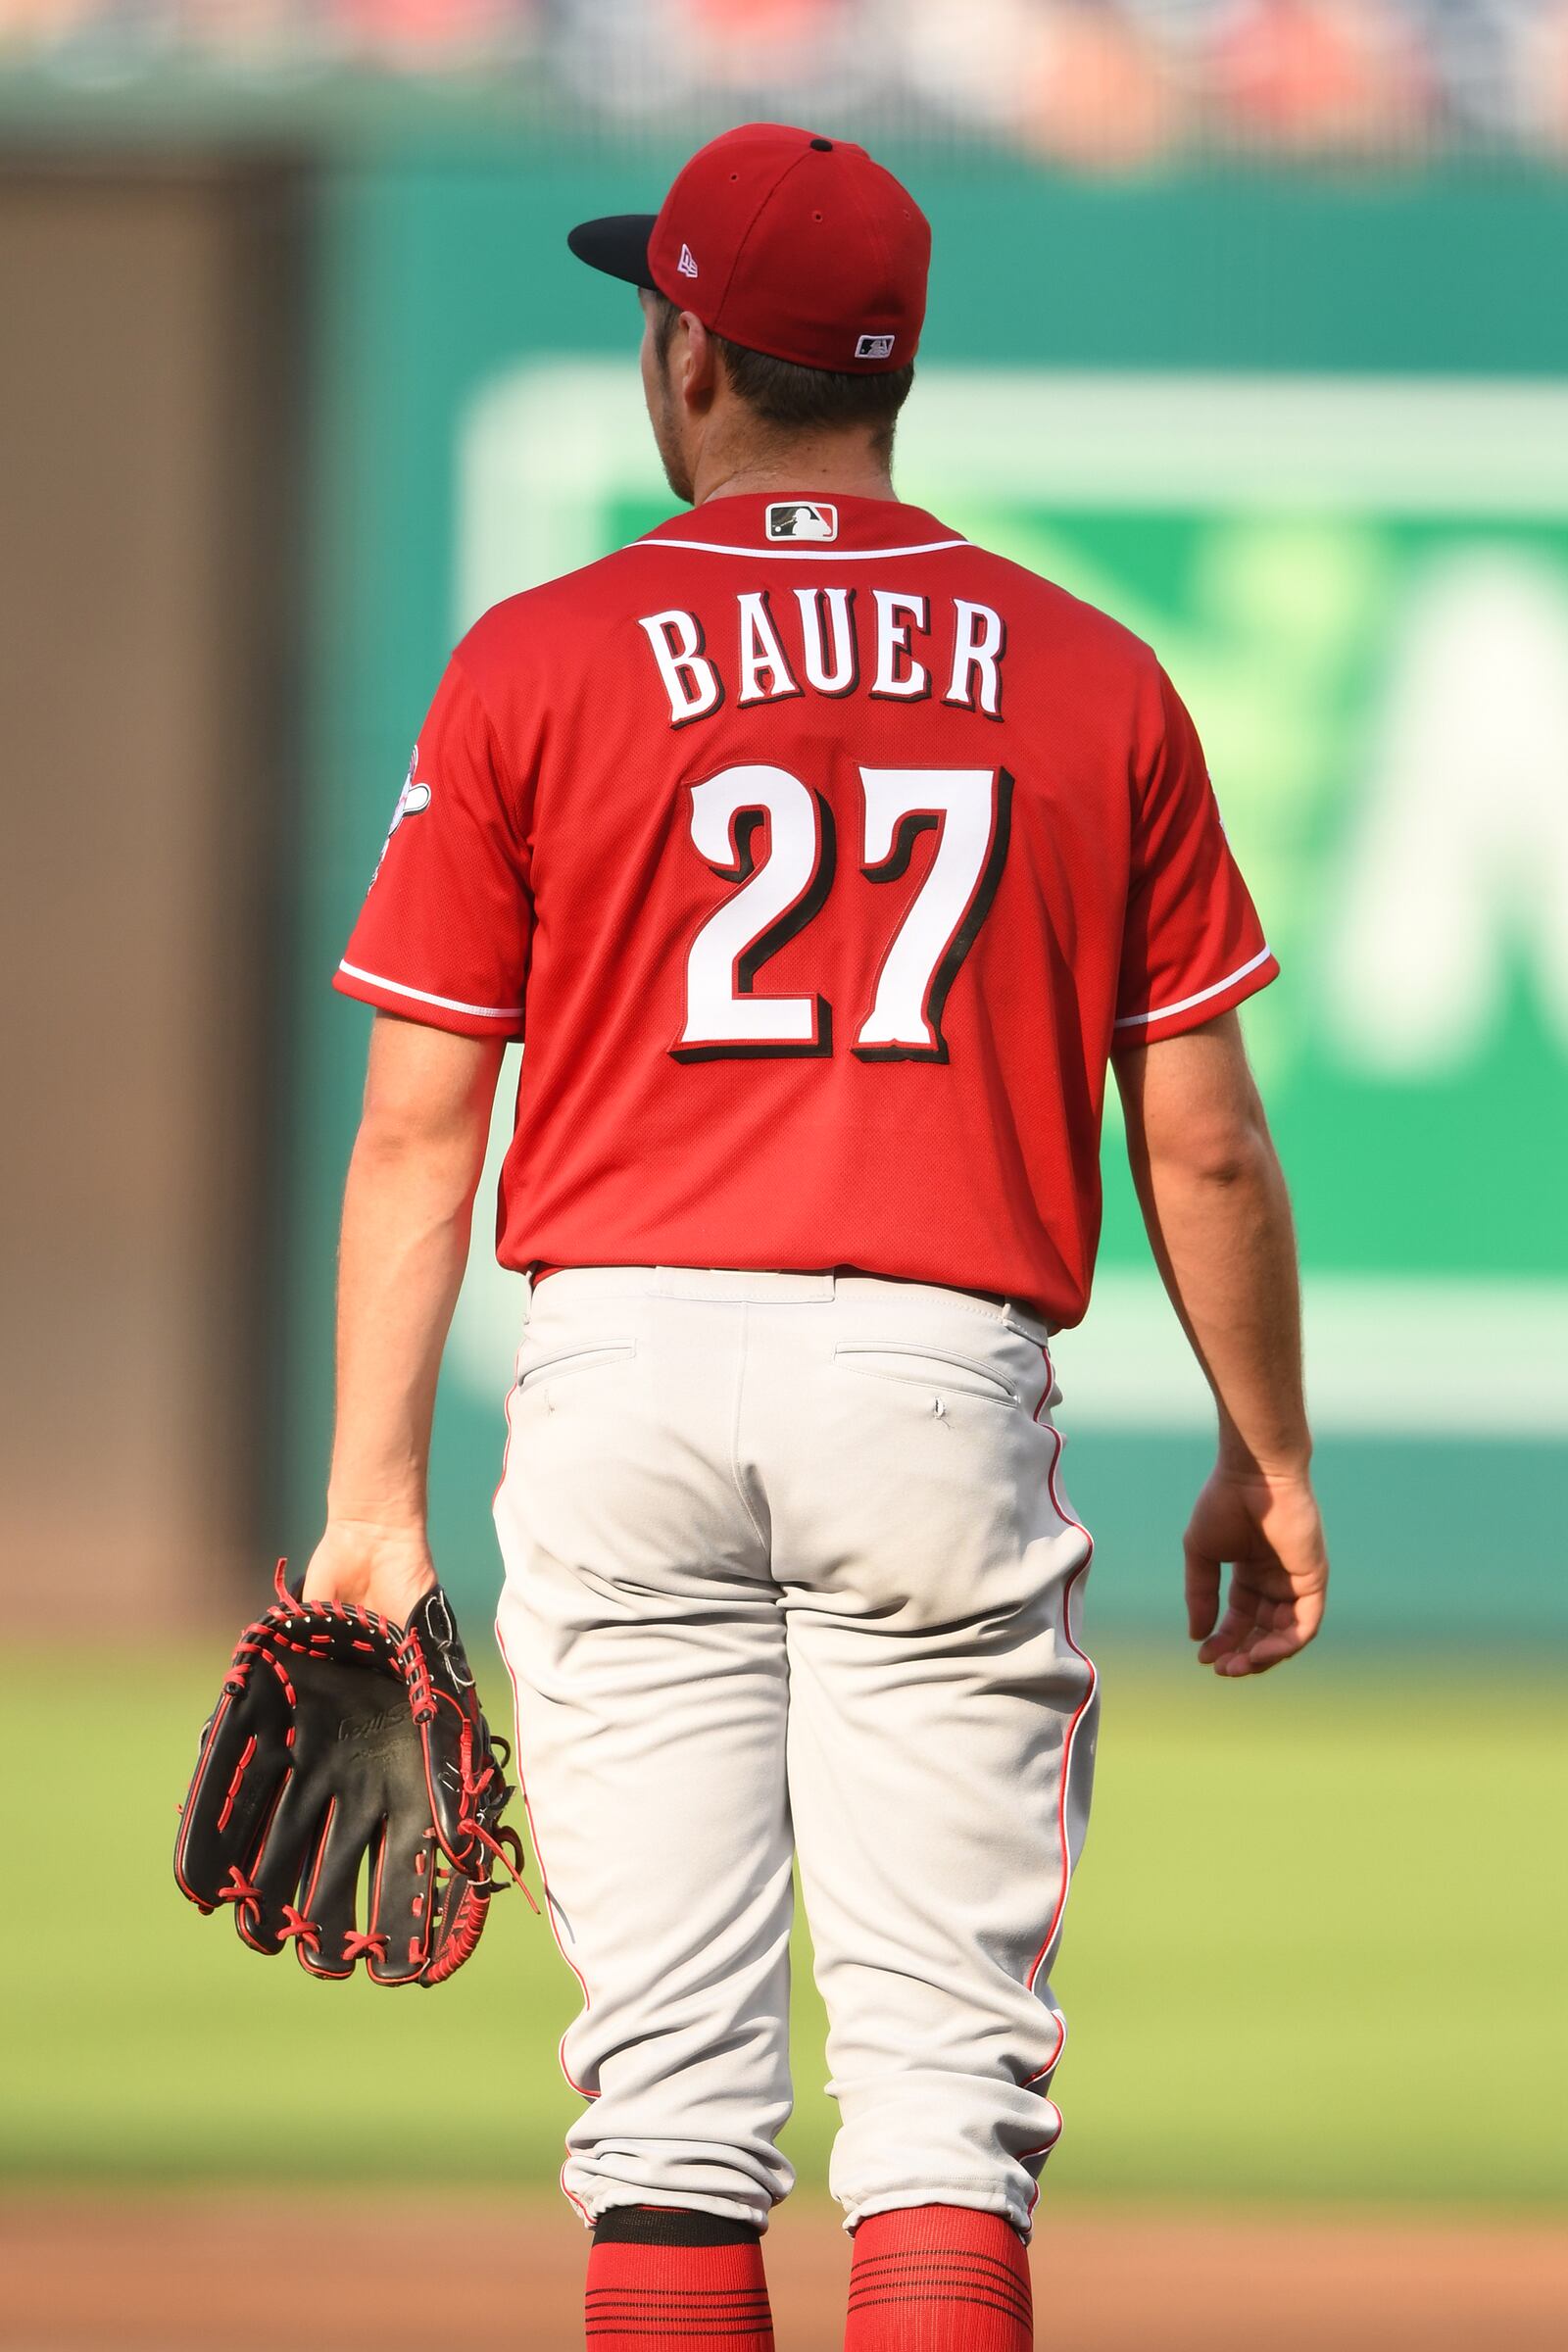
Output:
[1113, 945, 1275, 1029]
[337, 959, 522, 1022]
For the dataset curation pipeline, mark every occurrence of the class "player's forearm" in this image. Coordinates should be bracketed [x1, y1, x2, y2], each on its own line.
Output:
[1130, 1114, 1311, 1477]
[324, 1113, 485, 1531]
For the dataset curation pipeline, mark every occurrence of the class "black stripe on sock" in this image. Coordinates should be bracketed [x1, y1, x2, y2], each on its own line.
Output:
[586, 2294, 773, 2310]
[585, 2327, 772, 2341]
[846, 2287, 1031, 2326]
[852, 2248, 1026, 2281]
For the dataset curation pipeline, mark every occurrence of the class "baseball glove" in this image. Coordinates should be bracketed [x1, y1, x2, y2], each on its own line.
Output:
[174, 1563, 530, 1985]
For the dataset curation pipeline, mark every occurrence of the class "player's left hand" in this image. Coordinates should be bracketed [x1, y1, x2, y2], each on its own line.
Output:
[300, 1514, 439, 1625]
[1183, 1463, 1328, 1677]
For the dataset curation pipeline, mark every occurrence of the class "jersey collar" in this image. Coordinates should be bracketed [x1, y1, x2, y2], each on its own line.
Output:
[637, 494, 966, 560]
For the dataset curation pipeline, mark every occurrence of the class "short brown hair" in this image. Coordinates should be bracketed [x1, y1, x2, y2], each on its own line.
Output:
[650, 291, 914, 453]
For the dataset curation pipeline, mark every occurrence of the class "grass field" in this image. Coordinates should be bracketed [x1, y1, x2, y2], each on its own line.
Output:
[8, 1637, 1564, 2214]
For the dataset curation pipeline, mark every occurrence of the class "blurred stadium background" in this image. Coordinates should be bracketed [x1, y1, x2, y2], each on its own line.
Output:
[3, 4, 1565, 2347]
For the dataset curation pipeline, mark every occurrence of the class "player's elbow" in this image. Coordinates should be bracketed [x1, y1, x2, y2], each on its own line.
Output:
[350, 1087, 493, 1212]
[356, 1016, 502, 1163]
[1121, 1017, 1276, 1190]
[1146, 1104, 1272, 1190]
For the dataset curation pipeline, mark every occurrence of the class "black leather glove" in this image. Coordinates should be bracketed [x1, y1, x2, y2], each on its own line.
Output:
[174, 1563, 530, 1984]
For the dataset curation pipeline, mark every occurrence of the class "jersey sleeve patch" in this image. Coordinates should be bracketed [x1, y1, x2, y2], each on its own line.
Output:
[336, 653, 533, 1041]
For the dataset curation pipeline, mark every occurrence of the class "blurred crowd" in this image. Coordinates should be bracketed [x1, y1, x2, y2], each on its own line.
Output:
[2, 0, 1568, 160]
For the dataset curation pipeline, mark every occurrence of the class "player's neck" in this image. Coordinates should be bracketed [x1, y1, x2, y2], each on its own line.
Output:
[691, 435, 897, 510]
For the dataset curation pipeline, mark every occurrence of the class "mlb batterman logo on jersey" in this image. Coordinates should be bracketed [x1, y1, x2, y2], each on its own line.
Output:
[765, 500, 837, 541]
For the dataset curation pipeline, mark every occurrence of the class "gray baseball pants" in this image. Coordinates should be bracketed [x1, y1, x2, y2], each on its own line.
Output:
[493, 1265, 1099, 2238]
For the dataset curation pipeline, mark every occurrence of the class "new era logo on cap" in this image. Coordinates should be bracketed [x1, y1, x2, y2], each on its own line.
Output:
[765, 500, 838, 542]
[677, 243, 699, 277]
[855, 332, 896, 360]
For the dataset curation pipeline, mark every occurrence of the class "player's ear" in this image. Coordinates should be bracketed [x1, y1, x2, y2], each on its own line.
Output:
[679, 313, 720, 415]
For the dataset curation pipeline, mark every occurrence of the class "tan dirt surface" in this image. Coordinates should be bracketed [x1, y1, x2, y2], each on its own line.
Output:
[2, 2195, 1564, 2349]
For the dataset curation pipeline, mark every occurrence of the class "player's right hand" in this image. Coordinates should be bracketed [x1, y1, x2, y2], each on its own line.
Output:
[300, 1516, 440, 1627]
[1182, 1465, 1328, 1678]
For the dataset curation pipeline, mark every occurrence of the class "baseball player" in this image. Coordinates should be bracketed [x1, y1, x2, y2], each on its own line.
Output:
[309, 122, 1329, 2352]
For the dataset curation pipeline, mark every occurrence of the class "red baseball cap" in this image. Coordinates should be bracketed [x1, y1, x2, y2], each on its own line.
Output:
[567, 122, 929, 375]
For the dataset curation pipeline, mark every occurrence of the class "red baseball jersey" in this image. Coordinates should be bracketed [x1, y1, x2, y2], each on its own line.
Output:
[336, 494, 1276, 1327]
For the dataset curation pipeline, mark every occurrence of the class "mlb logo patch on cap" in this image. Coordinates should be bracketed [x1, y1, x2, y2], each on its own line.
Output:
[855, 333, 896, 361]
[765, 500, 839, 542]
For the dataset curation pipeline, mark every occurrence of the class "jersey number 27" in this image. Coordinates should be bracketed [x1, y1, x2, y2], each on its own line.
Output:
[673, 761, 1013, 1065]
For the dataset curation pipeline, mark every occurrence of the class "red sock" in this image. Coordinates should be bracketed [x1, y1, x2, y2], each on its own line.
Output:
[585, 2218, 772, 2349]
[846, 2205, 1032, 2350]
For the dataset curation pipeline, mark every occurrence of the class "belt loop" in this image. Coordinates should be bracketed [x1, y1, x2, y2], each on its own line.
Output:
[519, 1266, 536, 1323]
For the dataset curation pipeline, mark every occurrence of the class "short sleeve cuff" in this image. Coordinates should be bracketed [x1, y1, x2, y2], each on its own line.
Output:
[1112, 945, 1279, 1047]
[332, 959, 524, 1041]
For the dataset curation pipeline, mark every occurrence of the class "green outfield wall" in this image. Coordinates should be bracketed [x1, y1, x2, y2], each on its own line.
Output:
[284, 151, 1568, 1642]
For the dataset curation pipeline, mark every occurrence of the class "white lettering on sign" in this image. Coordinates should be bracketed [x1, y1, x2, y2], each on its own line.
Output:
[1327, 548, 1568, 1068]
